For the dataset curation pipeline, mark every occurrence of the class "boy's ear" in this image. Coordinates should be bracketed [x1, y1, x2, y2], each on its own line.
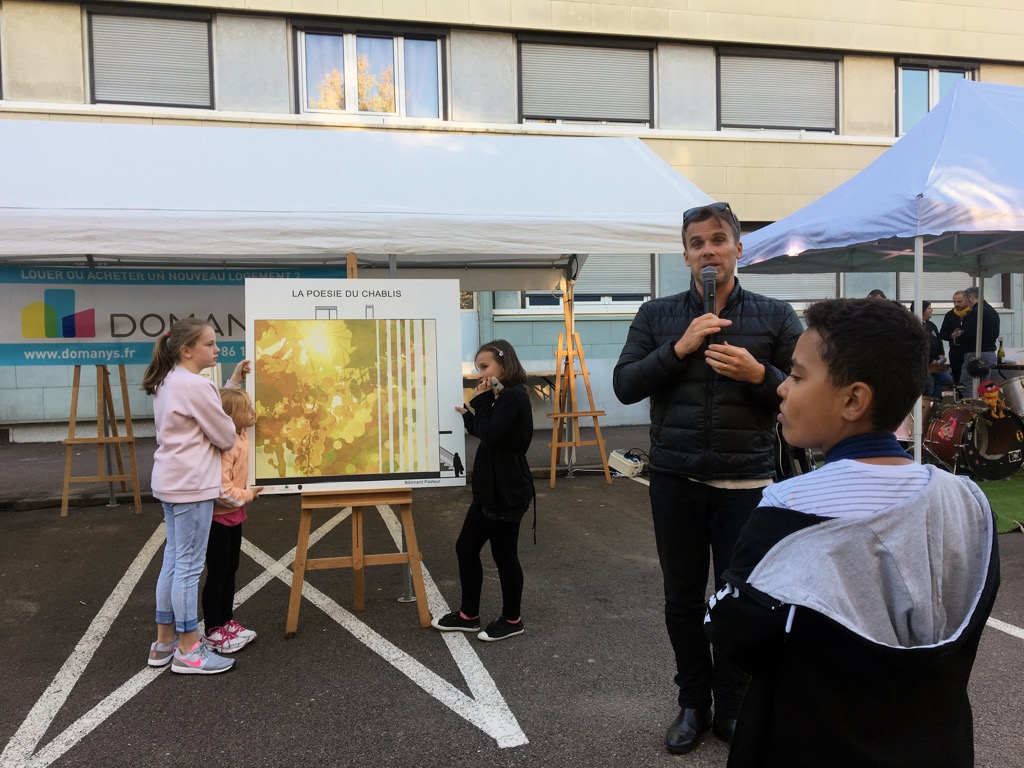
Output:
[841, 381, 875, 424]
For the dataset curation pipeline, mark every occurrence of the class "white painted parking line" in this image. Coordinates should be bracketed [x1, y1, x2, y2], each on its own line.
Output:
[987, 616, 1024, 641]
[1, 506, 526, 767]
[0, 524, 166, 768]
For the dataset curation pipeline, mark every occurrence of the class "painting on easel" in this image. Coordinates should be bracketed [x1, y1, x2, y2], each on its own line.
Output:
[245, 279, 466, 493]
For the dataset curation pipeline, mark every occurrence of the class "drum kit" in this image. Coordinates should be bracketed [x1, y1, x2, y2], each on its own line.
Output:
[899, 379, 1024, 481]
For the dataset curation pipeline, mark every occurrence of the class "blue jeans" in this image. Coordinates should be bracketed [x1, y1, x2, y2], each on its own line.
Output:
[927, 370, 955, 398]
[156, 500, 214, 633]
[649, 472, 760, 717]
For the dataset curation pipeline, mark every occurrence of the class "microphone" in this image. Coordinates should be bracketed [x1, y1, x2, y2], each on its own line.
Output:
[701, 266, 717, 316]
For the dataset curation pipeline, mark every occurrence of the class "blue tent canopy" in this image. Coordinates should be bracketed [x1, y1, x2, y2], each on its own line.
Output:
[739, 80, 1024, 278]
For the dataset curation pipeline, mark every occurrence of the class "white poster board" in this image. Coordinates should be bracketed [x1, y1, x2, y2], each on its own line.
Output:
[245, 279, 466, 493]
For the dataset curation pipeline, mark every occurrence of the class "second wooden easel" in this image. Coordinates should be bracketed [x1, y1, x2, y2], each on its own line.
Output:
[61, 364, 142, 517]
[547, 281, 612, 488]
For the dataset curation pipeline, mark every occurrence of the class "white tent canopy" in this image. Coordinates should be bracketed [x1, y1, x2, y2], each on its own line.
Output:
[0, 120, 710, 287]
[739, 80, 1024, 278]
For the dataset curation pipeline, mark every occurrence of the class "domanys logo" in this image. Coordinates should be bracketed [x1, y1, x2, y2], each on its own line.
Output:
[21, 289, 96, 339]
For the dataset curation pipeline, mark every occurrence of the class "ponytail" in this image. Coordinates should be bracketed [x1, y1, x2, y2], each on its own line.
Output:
[141, 318, 213, 395]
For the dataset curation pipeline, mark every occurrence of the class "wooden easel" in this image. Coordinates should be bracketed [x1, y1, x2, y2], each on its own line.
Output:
[547, 283, 612, 488]
[285, 489, 430, 637]
[284, 252, 428, 636]
[61, 364, 142, 517]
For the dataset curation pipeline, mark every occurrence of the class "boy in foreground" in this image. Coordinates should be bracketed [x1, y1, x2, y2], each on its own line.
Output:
[704, 298, 1000, 767]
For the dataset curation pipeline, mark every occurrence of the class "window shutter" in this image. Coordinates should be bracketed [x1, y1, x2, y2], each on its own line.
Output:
[91, 15, 211, 107]
[898, 273, 1001, 305]
[521, 43, 650, 122]
[738, 272, 837, 301]
[720, 55, 836, 131]
[573, 254, 651, 295]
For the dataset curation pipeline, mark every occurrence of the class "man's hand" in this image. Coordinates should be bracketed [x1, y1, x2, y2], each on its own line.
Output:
[706, 341, 766, 385]
[674, 313, 732, 360]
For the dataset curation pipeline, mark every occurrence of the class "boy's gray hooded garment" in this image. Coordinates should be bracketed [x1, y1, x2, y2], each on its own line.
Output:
[705, 465, 999, 768]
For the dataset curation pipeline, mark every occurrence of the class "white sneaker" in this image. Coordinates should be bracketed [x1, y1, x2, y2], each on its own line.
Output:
[171, 641, 235, 675]
[224, 619, 257, 645]
[203, 625, 250, 654]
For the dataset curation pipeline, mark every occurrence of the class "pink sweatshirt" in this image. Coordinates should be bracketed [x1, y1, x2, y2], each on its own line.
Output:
[214, 430, 252, 526]
[151, 366, 237, 503]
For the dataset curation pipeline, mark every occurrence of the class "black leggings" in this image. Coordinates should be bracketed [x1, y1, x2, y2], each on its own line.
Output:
[455, 503, 523, 620]
[202, 521, 241, 630]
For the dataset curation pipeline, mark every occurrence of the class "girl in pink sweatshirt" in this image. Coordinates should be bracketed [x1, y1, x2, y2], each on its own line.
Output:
[202, 361, 263, 653]
[142, 318, 238, 675]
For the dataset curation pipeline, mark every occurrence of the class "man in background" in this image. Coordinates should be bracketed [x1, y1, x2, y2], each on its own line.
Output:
[955, 286, 999, 389]
[939, 290, 969, 383]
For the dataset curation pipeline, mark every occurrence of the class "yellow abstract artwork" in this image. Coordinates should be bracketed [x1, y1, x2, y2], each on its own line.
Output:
[253, 318, 437, 482]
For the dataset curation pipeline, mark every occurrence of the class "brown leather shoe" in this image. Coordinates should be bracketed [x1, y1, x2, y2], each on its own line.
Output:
[665, 707, 712, 754]
[713, 717, 737, 744]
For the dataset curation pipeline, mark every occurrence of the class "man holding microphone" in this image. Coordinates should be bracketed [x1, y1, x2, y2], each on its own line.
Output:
[613, 203, 802, 755]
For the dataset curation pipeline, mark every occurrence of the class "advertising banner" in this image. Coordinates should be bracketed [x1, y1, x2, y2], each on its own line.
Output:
[0, 266, 343, 366]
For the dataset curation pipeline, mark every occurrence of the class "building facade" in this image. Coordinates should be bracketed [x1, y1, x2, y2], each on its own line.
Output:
[2, 0, 1023, 438]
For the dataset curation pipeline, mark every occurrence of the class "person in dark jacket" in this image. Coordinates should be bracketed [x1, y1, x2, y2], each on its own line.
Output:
[922, 300, 954, 397]
[705, 298, 999, 768]
[956, 286, 1000, 389]
[939, 289, 969, 383]
[613, 202, 803, 755]
[431, 339, 534, 642]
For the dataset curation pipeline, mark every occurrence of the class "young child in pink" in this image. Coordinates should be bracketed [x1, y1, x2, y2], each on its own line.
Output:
[202, 359, 263, 653]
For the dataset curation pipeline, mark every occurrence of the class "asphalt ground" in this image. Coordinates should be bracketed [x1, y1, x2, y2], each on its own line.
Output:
[1, 429, 1023, 768]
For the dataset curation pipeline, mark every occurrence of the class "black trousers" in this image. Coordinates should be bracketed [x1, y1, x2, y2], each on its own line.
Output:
[202, 521, 241, 630]
[455, 503, 523, 620]
[649, 472, 759, 718]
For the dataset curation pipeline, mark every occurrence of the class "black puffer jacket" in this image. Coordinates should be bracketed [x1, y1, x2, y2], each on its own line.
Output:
[613, 280, 802, 480]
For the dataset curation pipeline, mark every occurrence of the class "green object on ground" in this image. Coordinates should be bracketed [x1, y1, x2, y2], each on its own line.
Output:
[977, 474, 1024, 534]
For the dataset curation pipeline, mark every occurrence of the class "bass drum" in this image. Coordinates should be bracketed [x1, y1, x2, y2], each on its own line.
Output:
[924, 402, 1024, 481]
[775, 423, 817, 479]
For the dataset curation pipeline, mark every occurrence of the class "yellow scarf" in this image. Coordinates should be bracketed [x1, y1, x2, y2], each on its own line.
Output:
[954, 306, 970, 318]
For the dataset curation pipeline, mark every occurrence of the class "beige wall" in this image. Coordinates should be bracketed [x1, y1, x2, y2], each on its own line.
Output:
[643, 137, 888, 223]
[980, 64, 1024, 88]
[1, 1, 85, 103]
[102, 0, 1024, 63]
[843, 55, 896, 138]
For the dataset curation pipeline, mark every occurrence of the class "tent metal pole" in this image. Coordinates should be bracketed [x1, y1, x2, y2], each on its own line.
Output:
[913, 235, 923, 464]
[388, 254, 398, 278]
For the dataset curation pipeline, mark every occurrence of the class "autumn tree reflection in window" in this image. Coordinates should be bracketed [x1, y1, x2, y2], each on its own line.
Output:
[301, 31, 440, 118]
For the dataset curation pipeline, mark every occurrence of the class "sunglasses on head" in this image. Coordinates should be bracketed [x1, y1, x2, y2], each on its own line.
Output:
[683, 201, 735, 226]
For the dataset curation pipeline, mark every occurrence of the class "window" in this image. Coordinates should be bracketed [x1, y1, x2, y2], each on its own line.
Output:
[899, 63, 973, 134]
[897, 273, 1000, 306]
[525, 255, 651, 311]
[519, 42, 651, 125]
[298, 31, 442, 118]
[89, 13, 212, 108]
[719, 53, 837, 132]
[737, 272, 838, 302]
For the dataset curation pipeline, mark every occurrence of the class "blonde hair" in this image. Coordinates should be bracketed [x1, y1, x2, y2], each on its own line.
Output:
[220, 386, 252, 428]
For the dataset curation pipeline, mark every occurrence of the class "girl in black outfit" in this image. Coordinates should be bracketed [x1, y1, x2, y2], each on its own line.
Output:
[431, 340, 534, 642]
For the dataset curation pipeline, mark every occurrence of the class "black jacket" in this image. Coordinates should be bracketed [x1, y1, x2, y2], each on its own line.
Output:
[705, 468, 999, 768]
[613, 280, 802, 480]
[925, 319, 944, 361]
[462, 383, 534, 510]
[958, 301, 1000, 353]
